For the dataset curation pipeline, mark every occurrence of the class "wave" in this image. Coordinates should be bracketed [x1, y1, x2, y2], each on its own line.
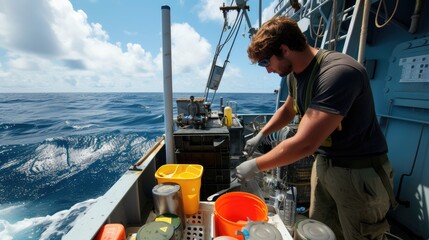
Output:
[0, 133, 156, 204]
[0, 202, 26, 217]
[19, 134, 153, 181]
[0, 133, 157, 239]
[64, 120, 97, 130]
[0, 198, 98, 240]
[0, 123, 38, 131]
[0, 98, 49, 104]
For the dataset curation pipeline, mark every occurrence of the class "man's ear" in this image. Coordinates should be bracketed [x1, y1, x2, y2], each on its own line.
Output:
[279, 44, 290, 56]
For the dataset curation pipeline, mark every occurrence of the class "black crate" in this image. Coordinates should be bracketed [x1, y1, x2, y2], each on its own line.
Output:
[202, 169, 230, 184]
[228, 125, 243, 156]
[175, 152, 230, 169]
[174, 134, 229, 153]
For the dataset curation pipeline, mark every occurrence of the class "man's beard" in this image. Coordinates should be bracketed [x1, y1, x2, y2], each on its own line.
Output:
[278, 68, 292, 77]
[277, 58, 292, 77]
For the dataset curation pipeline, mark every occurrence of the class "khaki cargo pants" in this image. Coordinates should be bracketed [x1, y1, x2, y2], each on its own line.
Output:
[309, 154, 394, 240]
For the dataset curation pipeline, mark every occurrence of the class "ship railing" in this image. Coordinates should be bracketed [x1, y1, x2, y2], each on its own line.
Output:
[273, 0, 367, 59]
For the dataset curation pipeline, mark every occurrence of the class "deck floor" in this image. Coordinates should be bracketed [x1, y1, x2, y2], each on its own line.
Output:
[387, 217, 424, 240]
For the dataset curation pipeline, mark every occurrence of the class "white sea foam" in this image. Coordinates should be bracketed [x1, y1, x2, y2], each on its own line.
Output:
[65, 119, 96, 130]
[71, 124, 95, 130]
[0, 202, 26, 217]
[17, 136, 119, 182]
[0, 159, 21, 170]
[0, 198, 98, 240]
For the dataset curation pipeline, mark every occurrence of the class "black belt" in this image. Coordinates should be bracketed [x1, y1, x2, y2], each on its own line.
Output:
[327, 154, 388, 169]
[318, 153, 398, 209]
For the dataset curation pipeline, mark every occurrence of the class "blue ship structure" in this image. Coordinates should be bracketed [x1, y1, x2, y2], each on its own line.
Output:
[273, 1, 429, 238]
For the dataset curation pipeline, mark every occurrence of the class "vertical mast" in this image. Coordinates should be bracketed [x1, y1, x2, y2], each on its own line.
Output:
[161, 5, 175, 164]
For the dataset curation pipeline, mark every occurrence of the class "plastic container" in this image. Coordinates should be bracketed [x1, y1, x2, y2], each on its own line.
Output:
[224, 106, 233, 127]
[95, 224, 126, 240]
[155, 164, 203, 215]
[242, 221, 282, 240]
[136, 221, 175, 240]
[295, 219, 336, 240]
[155, 214, 183, 240]
[152, 183, 185, 225]
[280, 186, 296, 233]
[214, 192, 268, 240]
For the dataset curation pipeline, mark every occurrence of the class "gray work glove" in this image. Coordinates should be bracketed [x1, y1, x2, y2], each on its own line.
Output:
[244, 132, 265, 157]
[236, 158, 260, 182]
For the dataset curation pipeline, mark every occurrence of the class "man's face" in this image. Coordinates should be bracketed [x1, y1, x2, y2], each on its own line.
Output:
[263, 54, 292, 77]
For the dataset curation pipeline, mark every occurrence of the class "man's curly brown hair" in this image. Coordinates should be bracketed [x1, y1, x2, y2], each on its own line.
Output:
[247, 16, 307, 63]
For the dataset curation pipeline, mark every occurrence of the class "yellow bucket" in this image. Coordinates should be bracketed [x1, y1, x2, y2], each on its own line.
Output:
[155, 164, 203, 215]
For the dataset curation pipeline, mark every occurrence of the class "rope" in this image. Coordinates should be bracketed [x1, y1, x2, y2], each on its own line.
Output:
[332, 0, 346, 51]
[310, 14, 325, 43]
[375, 0, 399, 28]
[329, 0, 337, 50]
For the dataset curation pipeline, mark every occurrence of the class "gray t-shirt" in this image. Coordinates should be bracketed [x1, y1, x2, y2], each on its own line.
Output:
[288, 50, 388, 158]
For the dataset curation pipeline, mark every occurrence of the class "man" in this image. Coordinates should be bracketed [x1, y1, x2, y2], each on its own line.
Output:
[236, 16, 396, 239]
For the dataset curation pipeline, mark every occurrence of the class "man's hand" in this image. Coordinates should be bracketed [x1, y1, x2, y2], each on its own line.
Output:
[244, 132, 265, 156]
[236, 158, 260, 182]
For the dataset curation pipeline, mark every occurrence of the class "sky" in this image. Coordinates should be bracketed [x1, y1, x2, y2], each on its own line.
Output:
[0, 0, 282, 93]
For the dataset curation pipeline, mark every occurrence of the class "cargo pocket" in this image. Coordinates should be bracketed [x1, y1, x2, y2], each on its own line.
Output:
[360, 218, 390, 239]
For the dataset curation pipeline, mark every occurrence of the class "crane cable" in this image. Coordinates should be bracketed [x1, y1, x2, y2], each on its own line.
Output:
[204, 5, 245, 104]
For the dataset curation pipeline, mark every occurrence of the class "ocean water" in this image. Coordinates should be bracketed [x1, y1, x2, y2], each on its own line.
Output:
[0, 92, 276, 240]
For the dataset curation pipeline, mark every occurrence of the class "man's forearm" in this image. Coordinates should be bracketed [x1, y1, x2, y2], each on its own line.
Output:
[260, 97, 295, 135]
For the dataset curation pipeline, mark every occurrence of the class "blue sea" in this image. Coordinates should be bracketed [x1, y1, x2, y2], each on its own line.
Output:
[0, 92, 276, 240]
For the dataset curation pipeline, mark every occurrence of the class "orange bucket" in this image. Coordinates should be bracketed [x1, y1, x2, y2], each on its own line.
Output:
[214, 192, 268, 240]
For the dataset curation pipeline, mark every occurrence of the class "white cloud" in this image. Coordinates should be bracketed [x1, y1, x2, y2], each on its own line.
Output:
[197, 0, 225, 22]
[0, 0, 61, 56]
[171, 23, 211, 74]
[0, 0, 277, 93]
[153, 22, 214, 92]
[0, 0, 152, 92]
[261, 1, 277, 26]
[0, 0, 216, 92]
[196, 0, 247, 30]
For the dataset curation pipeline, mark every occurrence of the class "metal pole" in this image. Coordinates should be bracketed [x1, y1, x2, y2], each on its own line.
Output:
[161, 5, 175, 164]
[358, 0, 370, 64]
[259, 0, 262, 28]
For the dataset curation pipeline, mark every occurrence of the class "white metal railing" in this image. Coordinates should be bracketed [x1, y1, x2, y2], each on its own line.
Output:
[273, 0, 362, 56]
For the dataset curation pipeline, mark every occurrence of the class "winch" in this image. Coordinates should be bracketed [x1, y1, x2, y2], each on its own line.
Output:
[176, 95, 210, 129]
